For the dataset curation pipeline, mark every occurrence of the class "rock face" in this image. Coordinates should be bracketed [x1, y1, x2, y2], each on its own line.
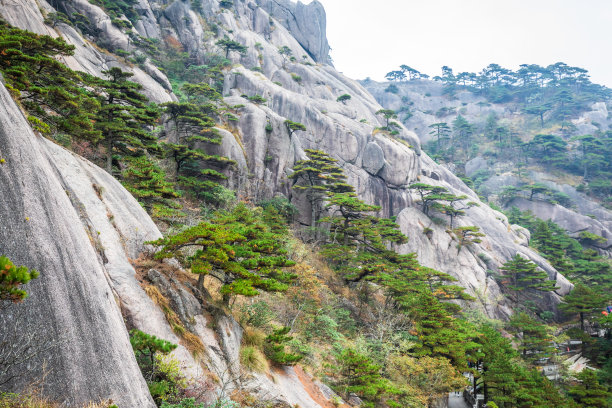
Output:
[0, 82, 155, 406]
[256, 0, 332, 64]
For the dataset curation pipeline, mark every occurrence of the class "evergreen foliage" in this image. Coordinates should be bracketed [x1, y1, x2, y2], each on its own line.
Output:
[263, 326, 303, 365]
[499, 254, 557, 299]
[568, 369, 611, 408]
[0, 256, 39, 304]
[92, 67, 160, 173]
[507, 312, 555, 363]
[0, 20, 100, 141]
[284, 120, 306, 136]
[336, 93, 351, 103]
[121, 156, 182, 221]
[560, 283, 605, 331]
[506, 208, 612, 292]
[160, 101, 235, 204]
[149, 203, 296, 304]
[332, 348, 395, 407]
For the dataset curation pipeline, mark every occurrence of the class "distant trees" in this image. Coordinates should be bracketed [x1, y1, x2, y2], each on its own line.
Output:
[428, 122, 450, 148]
[385, 64, 427, 81]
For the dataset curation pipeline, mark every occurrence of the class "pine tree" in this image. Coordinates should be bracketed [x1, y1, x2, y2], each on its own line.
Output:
[0, 256, 39, 305]
[149, 203, 296, 304]
[500, 254, 557, 300]
[568, 369, 611, 408]
[507, 312, 555, 363]
[160, 101, 235, 204]
[408, 183, 450, 216]
[263, 327, 303, 365]
[290, 149, 351, 229]
[93, 67, 160, 173]
[0, 20, 100, 141]
[560, 283, 605, 331]
[121, 156, 182, 221]
[333, 348, 394, 406]
[216, 36, 247, 58]
[285, 120, 306, 137]
[453, 226, 485, 253]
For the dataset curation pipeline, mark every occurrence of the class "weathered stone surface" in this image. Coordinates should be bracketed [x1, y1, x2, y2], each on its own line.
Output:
[362, 142, 385, 175]
[465, 156, 489, 177]
[508, 197, 612, 250]
[0, 83, 155, 406]
[256, 0, 331, 64]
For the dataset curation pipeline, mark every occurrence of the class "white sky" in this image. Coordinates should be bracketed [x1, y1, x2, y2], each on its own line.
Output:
[304, 0, 612, 87]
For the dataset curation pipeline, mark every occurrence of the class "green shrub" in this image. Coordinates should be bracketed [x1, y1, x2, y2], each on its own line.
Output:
[306, 314, 342, 342]
[246, 94, 267, 104]
[239, 301, 276, 328]
[264, 327, 303, 365]
[0, 256, 39, 304]
[257, 196, 298, 222]
[336, 94, 351, 103]
[290, 73, 302, 83]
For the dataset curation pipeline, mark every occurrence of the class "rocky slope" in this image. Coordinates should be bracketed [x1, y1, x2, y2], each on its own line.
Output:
[365, 79, 612, 254]
[0, 0, 574, 405]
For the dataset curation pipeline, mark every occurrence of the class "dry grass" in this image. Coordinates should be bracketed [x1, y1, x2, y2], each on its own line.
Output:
[242, 327, 266, 348]
[239, 346, 269, 373]
[143, 285, 205, 357]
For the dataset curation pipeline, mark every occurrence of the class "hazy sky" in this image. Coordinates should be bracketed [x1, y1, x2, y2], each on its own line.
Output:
[304, 0, 612, 87]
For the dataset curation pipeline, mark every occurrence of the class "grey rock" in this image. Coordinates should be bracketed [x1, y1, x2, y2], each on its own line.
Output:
[465, 156, 489, 177]
[362, 141, 385, 175]
[256, 0, 331, 64]
[508, 198, 612, 250]
[0, 83, 155, 407]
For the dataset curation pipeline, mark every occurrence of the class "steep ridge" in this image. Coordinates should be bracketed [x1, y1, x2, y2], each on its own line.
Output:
[0, 0, 577, 405]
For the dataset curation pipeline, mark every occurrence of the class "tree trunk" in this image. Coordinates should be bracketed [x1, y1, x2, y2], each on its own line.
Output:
[580, 311, 585, 331]
[106, 137, 113, 174]
[343, 217, 349, 246]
